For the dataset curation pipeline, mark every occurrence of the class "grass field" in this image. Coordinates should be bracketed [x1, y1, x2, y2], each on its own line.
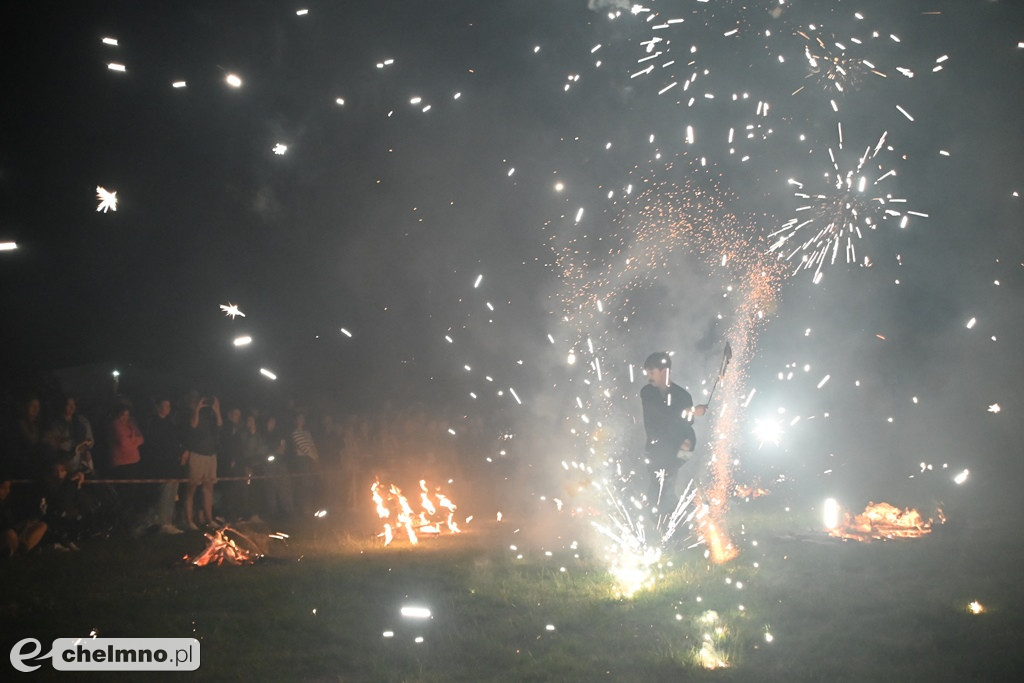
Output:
[3, 494, 1023, 682]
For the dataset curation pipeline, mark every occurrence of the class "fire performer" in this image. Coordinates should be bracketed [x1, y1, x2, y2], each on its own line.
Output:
[640, 351, 707, 512]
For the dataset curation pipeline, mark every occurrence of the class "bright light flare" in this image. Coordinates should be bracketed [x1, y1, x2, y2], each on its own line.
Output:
[96, 186, 118, 213]
[823, 498, 840, 530]
[259, 368, 277, 380]
[967, 601, 984, 615]
[953, 469, 969, 485]
[272, 143, 288, 155]
[401, 606, 432, 619]
[107, 63, 126, 72]
[220, 302, 245, 318]
[0, 242, 17, 251]
[225, 73, 242, 87]
[232, 335, 252, 346]
[752, 417, 784, 447]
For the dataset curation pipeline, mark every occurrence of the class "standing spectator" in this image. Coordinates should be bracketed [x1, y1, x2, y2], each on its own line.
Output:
[237, 413, 263, 522]
[290, 413, 320, 515]
[110, 404, 144, 476]
[260, 415, 294, 520]
[110, 403, 144, 516]
[184, 396, 221, 529]
[44, 396, 95, 476]
[220, 407, 246, 520]
[142, 398, 185, 534]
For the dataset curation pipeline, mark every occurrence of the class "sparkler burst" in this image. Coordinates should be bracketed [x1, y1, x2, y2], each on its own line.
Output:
[769, 130, 924, 281]
[219, 302, 245, 319]
[95, 186, 117, 213]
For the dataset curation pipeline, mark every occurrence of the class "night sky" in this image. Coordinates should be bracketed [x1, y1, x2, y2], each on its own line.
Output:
[2, 1, 1023, 508]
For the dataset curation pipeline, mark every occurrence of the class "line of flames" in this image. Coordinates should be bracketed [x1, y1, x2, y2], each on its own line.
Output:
[371, 478, 461, 546]
[828, 501, 941, 542]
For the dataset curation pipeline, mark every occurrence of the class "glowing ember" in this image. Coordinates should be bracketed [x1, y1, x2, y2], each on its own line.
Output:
[185, 527, 261, 566]
[370, 478, 463, 546]
[827, 501, 938, 542]
[967, 601, 984, 615]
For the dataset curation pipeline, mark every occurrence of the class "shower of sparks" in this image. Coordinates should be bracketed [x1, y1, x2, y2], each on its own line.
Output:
[95, 186, 118, 212]
[549, 173, 783, 573]
[220, 302, 245, 318]
[769, 131, 920, 280]
[796, 27, 887, 96]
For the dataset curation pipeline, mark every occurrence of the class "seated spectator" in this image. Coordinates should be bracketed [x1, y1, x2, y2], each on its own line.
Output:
[37, 458, 86, 549]
[1, 472, 47, 558]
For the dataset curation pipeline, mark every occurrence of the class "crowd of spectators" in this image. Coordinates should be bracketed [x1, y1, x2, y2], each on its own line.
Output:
[1, 384, 497, 558]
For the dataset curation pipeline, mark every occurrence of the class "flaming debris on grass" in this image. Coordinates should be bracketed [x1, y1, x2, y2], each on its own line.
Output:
[371, 478, 463, 546]
[826, 501, 939, 542]
[186, 526, 263, 566]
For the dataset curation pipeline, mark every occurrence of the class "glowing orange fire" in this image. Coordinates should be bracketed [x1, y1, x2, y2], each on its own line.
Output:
[186, 527, 261, 566]
[371, 479, 462, 546]
[828, 502, 938, 542]
[733, 483, 769, 499]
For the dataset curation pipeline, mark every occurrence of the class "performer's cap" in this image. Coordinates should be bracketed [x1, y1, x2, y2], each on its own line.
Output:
[643, 351, 671, 370]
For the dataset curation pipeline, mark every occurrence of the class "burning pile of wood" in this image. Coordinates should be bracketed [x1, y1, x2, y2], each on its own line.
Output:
[828, 501, 937, 542]
[371, 478, 463, 546]
[185, 527, 262, 566]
